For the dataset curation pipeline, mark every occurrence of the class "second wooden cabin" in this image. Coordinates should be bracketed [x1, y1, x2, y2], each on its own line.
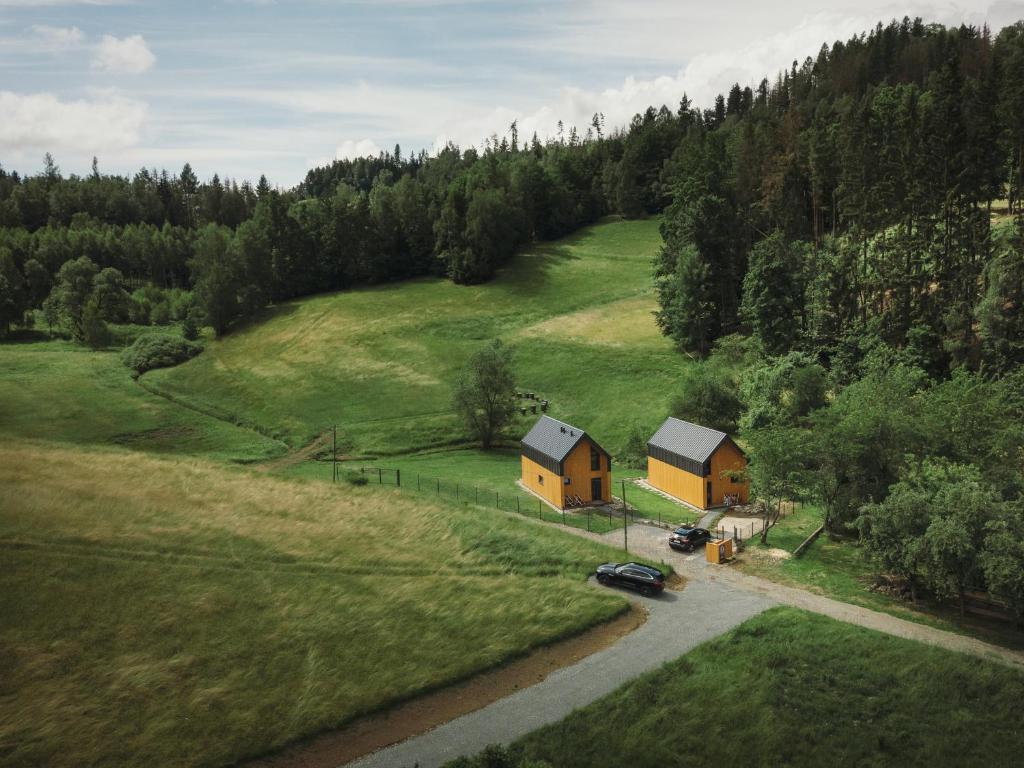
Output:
[521, 415, 611, 509]
[647, 417, 748, 510]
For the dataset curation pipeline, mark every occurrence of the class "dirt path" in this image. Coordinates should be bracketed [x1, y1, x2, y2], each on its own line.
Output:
[253, 431, 331, 473]
[247, 604, 647, 768]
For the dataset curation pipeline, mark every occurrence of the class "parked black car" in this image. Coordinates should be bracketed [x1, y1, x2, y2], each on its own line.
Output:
[668, 526, 712, 552]
[595, 562, 665, 596]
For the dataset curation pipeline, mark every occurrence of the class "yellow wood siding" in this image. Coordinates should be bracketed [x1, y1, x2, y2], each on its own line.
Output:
[647, 455, 705, 508]
[561, 439, 611, 503]
[520, 437, 610, 508]
[521, 454, 564, 508]
[709, 439, 749, 506]
[647, 440, 749, 510]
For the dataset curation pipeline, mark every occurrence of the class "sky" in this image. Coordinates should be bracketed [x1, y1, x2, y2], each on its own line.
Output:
[1, 0, 1022, 187]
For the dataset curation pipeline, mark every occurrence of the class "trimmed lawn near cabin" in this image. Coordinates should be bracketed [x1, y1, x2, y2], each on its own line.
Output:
[145, 218, 687, 456]
[467, 607, 1024, 768]
[0, 338, 284, 462]
[0, 441, 631, 768]
[738, 505, 1024, 651]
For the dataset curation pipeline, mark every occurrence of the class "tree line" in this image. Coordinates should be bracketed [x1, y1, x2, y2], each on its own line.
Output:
[0, 97, 687, 337]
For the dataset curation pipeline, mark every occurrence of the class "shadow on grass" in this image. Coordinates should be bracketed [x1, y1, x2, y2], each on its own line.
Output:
[0, 329, 60, 345]
[498, 242, 582, 297]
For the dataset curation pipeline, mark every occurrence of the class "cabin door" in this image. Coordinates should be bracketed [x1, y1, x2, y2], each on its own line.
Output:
[706, 481, 713, 508]
[591, 477, 602, 501]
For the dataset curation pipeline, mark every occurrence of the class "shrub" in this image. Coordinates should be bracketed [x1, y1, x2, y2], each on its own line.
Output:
[121, 333, 202, 378]
[669, 365, 742, 433]
[345, 470, 369, 486]
[181, 310, 200, 341]
[150, 301, 171, 325]
[620, 423, 652, 469]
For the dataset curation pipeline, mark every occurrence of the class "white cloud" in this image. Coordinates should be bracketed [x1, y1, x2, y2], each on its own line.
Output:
[429, 6, 989, 151]
[29, 24, 84, 50]
[91, 34, 155, 74]
[335, 138, 383, 160]
[0, 91, 147, 156]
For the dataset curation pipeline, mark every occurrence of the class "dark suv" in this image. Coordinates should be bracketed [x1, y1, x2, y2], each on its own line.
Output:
[668, 526, 712, 552]
[595, 562, 665, 596]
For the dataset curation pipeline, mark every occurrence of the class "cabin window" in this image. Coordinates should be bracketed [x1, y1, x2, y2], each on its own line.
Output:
[538, 475, 543, 485]
[590, 447, 601, 471]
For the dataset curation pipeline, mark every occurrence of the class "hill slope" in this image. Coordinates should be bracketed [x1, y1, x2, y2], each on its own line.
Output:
[146, 217, 685, 456]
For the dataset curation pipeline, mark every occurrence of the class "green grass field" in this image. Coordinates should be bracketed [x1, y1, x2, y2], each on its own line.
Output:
[0, 338, 285, 462]
[0, 440, 634, 768]
[463, 607, 1024, 768]
[145, 217, 686, 456]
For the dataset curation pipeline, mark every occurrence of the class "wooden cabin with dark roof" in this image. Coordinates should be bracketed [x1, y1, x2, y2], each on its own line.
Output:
[521, 415, 611, 509]
[647, 417, 748, 510]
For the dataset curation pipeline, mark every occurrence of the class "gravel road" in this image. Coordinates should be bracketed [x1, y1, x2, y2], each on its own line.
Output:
[345, 519, 1024, 768]
[600, 522, 1024, 670]
[346, 577, 773, 768]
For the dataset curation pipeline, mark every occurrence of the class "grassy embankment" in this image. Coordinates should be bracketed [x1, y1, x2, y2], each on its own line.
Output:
[739, 505, 1024, 650]
[0, 441, 635, 768]
[464, 607, 1024, 768]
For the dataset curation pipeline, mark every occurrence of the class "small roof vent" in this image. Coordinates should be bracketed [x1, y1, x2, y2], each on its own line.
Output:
[570, 430, 575, 436]
[560, 426, 566, 433]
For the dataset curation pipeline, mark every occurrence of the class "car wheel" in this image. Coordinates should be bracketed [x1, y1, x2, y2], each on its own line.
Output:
[641, 585, 653, 597]
[597, 574, 610, 585]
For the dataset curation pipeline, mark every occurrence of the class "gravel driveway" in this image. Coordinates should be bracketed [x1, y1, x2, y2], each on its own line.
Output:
[346, 577, 773, 768]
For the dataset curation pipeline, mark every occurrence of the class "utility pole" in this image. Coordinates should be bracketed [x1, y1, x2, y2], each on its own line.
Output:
[622, 480, 628, 552]
[332, 425, 337, 482]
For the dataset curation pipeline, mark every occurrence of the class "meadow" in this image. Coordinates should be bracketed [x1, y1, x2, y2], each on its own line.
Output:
[0, 337, 284, 463]
[463, 607, 1024, 768]
[0, 441, 633, 768]
[145, 218, 687, 458]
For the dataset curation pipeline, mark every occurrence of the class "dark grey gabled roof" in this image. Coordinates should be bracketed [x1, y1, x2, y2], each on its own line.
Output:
[521, 415, 608, 465]
[647, 417, 730, 464]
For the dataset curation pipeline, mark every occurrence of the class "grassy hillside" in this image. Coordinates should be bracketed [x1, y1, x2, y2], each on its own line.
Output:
[462, 607, 1024, 768]
[0, 441, 630, 768]
[0, 338, 284, 462]
[146, 217, 685, 456]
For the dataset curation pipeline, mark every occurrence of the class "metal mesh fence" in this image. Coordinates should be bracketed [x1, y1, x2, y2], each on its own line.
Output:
[335, 463, 634, 535]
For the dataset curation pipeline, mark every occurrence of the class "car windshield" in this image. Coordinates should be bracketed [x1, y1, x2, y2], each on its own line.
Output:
[674, 528, 693, 535]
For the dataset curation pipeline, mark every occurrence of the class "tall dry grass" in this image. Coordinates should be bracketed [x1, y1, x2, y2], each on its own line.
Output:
[0, 441, 626, 767]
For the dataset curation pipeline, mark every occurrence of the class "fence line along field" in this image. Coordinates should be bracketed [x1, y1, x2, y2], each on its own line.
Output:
[0, 440, 633, 768]
[144, 217, 687, 457]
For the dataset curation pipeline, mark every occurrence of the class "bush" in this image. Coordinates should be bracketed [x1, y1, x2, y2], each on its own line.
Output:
[181, 310, 200, 341]
[670, 366, 742, 433]
[150, 301, 171, 325]
[345, 470, 369, 486]
[121, 333, 202, 378]
[620, 423, 652, 469]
